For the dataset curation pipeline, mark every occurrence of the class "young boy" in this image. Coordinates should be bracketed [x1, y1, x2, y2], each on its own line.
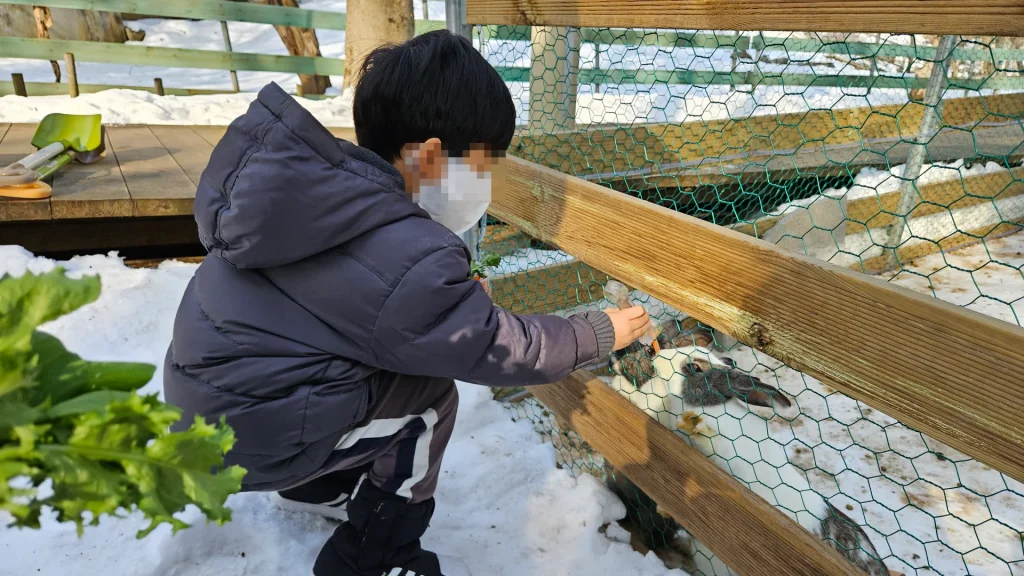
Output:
[163, 30, 650, 576]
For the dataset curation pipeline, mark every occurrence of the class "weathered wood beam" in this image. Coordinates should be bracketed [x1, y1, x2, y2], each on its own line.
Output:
[492, 155, 1024, 483]
[530, 370, 862, 576]
[466, 0, 1024, 36]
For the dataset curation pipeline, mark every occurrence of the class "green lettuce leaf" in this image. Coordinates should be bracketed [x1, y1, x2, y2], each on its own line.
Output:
[0, 269, 245, 538]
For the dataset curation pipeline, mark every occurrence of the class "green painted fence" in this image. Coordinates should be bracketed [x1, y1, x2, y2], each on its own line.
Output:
[0, 36, 345, 75]
[0, 79, 230, 97]
[0, 0, 446, 35]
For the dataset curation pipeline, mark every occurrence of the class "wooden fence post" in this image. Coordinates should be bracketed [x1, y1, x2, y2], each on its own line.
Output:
[220, 21, 241, 92]
[11, 73, 27, 97]
[64, 52, 79, 97]
[153, 77, 164, 96]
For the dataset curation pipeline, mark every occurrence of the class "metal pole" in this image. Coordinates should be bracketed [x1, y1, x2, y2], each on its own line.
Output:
[220, 21, 241, 93]
[445, 0, 470, 40]
[881, 34, 958, 271]
[445, 0, 484, 259]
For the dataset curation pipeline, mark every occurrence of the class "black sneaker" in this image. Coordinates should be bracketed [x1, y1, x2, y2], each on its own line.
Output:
[271, 465, 371, 522]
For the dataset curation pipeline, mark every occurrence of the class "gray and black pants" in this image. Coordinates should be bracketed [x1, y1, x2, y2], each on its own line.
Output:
[292, 372, 459, 504]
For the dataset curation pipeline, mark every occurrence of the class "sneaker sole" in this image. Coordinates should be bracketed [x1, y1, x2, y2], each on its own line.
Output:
[268, 492, 349, 522]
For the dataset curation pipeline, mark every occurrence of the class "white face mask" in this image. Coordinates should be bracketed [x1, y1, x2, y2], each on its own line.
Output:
[408, 153, 491, 236]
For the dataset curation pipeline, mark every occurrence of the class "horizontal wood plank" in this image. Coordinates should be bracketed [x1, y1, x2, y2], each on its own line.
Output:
[492, 156, 1024, 483]
[466, 0, 1024, 36]
[106, 126, 197, 217]
[489, 259, 609, 314]
[846, 166, 1024, 234]
[0, 123, 51, 221]
[0, 36, 345, 76]
[149, 126, 214, 187]
[190, 126, 229, 148]
[857, 218, 1024, 274]
[531, 371, 862, 576]
[513, 93, 1024, 188]
[482, 25, 1024, 62]
[0, 0, 446, 35]
[0, 80, 230, 98]
[50, 135, 133, 219]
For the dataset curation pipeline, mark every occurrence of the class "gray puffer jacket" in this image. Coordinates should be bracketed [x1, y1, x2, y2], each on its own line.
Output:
[163, 83, 614, 491]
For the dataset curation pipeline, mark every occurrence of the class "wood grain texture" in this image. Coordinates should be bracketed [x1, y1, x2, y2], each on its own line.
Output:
[0, 123, 51, 221]
[530, 371, 862, 576]
[489, 259, 609, 314]
[492, 156, 1024, 483]
[857, 218, 1024, 273]
[512, 93, 1024, 189]
[845, 166, 1024, 234]
[0, 36, 346, 76]
[149, 125, 214, 187]
[106, 125, 197, 217]
[189, 126, 229, 148]
[50, 141, 133, 219]
[0, 80, 231, 97]
[465, 0, 1024, 36]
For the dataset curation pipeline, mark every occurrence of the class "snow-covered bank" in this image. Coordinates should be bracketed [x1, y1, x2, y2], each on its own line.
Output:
[0, 88, 354, 126]
[0, 247, 688, 576]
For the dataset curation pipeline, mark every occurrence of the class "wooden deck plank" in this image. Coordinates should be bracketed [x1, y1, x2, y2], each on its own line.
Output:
[190, 126, 228, 148]
[106, 125, 197, 217]
[0, 124, 52, 221]
[149, 126, 215, 187]
[327, 127, 358, 142]
[50, 128, 133, 220]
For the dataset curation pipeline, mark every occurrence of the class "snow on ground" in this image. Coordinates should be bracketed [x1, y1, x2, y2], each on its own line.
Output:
[0, 246, 687, 576]
[0, 88, 355, 126]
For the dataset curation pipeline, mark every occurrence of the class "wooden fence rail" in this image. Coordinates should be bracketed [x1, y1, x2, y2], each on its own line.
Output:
[466, 0, 1024, 36]
[492, 155, 1024, 484]
[531, 371, 863, 576]
[482, 25, 1024, 62]
[0, 0, 444, 35]
[0, 36, 345, 76]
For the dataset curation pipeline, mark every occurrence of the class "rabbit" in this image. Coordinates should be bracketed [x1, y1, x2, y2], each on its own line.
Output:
[604, 339, 889, 576]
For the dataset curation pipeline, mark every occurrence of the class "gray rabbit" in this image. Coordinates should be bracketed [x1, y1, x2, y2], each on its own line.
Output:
[603, 322, 888, 576]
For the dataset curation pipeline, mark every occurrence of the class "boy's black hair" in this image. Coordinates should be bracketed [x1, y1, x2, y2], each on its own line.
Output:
[353, 29, 516, 163]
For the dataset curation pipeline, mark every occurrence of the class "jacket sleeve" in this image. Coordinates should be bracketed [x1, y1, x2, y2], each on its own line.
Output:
[369, 245, 616, 387]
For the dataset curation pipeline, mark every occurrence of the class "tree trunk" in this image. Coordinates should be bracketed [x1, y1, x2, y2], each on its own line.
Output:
[1, 6, 126, 42]
[342, 0, 414, 92]
[264, 0, 331, 95]
[32, 7, 62, 82]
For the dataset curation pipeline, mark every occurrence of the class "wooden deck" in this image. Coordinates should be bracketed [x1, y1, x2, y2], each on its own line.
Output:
[0, 123, 357, 223]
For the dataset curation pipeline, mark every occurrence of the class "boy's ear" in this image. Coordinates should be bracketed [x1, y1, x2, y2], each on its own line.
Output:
[417, 138, 445, 183]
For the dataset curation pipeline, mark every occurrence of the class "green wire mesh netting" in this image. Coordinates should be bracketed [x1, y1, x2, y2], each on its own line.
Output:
[473, 27, 1024, 576]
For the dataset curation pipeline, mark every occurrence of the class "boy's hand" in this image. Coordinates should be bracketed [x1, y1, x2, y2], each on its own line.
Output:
[604, 306, 652, 351]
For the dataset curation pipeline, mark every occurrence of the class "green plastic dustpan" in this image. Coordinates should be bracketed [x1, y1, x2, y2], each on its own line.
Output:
[31, 113, 103, 152]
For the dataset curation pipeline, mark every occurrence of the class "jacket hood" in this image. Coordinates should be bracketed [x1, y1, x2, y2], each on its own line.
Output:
[194, 82, 428, 269]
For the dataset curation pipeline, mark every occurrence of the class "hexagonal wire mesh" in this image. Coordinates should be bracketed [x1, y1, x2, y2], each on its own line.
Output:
[473, 26, 1024, 576]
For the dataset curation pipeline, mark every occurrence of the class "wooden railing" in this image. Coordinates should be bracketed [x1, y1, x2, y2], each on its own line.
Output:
[0, 0, 446, 96]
